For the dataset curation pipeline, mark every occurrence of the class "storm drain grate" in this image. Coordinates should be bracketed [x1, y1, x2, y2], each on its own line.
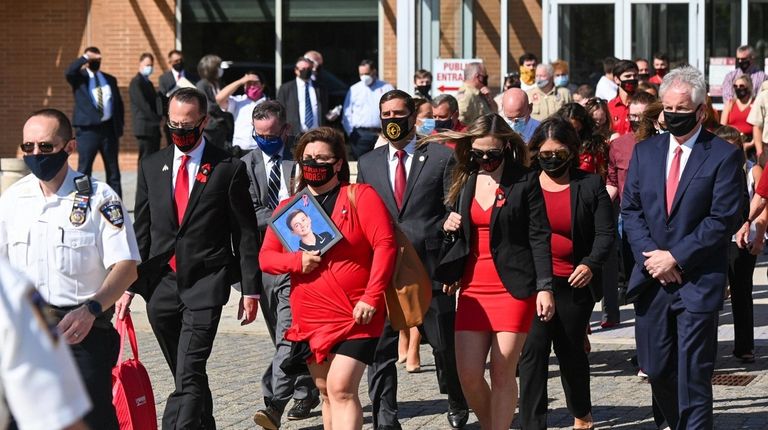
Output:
[711, 374, 756, 386]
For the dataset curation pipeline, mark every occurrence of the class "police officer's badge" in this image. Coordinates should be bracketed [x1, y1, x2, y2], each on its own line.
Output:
[70, 194, 90, 226]
[100, 201, 125, 228]
[385, 122, 401, 140]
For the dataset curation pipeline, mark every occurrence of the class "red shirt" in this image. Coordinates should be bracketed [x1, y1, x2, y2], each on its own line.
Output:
[606, 133, 638, 198]
[608, 96, 630, 136]
[543, 187, 574, 277]
[649, 75, 663, 85]
[259, 183, 396, 364]
[725, 100, 753, 136]
[756, 169, 768, 198]
[579, 152, 606, 177]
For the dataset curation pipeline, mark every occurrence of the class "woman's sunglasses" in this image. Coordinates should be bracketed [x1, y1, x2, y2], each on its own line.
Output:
[538, 150, 570, 161]
[470, 149, 504, 159]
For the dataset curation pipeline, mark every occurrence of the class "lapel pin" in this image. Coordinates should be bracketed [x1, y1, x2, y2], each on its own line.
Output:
[419, 155, 425, 162]
[162, 164, 169, 172]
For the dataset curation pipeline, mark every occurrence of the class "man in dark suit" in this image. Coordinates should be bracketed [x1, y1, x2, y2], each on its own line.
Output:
[158, 50, 196, 148]
[129, 52, 162, 160]
[241, 101, 320, 427]
[621, 66, 744, 430]
[357, 90, 469, 429]
[277, 56, 328, 138]
[121, 87, 262, 429]
[65, 46, 125, 197]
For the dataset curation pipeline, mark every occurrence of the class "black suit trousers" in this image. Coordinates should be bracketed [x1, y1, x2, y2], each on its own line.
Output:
[519, 277, 595, 430]
[136, 133, 161, 161]
[727, 242, 756, 356]
[76, 122, 122, 197]
[367, 290, 467, 427]
[147, 270, 222, 430]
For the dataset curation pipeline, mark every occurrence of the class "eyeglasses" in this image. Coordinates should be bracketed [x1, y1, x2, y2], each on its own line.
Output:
[470, 149, 504, 159]
[20, 140, 63, 154]
[586, 98, 606, 106]
[538, 150, 570, 161]
[167, 117, 204, 130]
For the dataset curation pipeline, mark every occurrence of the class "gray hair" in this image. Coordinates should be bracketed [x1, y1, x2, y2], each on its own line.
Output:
[737, 45, 754, 57]
[464, 62, 483, 81]
[197, 54, 222, 82]
[536, 63, 554, 78]
[659, 66, 707, 106]
[431, 94, 459, 114]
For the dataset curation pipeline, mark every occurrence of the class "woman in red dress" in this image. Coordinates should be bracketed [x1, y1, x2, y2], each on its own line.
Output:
[518, 117, 615, 430]
[432, 113, 555, 429]
[259, 127, 396, 430]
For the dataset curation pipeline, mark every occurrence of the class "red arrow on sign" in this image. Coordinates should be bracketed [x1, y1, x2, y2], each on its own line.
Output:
[438, 85, 460, 92]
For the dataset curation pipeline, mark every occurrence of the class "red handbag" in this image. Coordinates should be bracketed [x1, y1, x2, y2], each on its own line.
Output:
[112, 314, 158, 430]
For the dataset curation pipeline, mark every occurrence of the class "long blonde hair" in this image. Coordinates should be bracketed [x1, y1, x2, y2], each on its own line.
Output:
[420, 113, 529, 205]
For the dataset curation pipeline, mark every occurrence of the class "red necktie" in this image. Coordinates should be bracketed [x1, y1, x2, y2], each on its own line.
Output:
[394, 150, 407, 209]
[666, 146, 682, 216]
[170, 155, 190, 271]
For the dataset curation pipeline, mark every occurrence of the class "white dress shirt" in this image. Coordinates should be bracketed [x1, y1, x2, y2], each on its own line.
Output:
[296, 77, 319, 132]
[342, 79, 395, 134]
[173, 138, 207, 195]
[665, 126, 701, 180]
[595, 75, 618, 101]
[86, 68, 113, 122]
[227, 95, 266, 149]
[262, 147, 291, 201]
[387, 137, 417, 191]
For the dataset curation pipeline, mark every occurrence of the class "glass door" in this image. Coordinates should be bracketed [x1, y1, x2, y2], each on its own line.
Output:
[558, 4, 616, 85]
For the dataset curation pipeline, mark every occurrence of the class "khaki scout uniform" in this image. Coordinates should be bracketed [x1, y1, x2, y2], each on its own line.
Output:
[527, 86, 572, 121]
[457, 83, 493, 125]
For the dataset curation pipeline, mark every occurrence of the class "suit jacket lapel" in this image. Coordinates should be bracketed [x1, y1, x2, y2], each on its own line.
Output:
[570, 172, 581, 239]
[658, 137, 670, 221]
[250, 149, 268, 202]
[179, 144, 213, 229]
[281, 145, 294, 191]
[400, 146, 428, 214]
[670, 132, 712, 216]
[158, 147, 175, 227]
[376, 148, 399, 215]
[490, 164, 518, 232]
[459, 174, 476, 243]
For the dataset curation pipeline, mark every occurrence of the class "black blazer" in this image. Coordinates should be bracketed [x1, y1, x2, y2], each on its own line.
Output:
[241, 143, 296, 233]
[65, 56, 125, 137]
[449, 163, 553, 299]
[131, 141, 263, 308]
[356, 142, 455, 288]
[555, 169, 616, 302]
[277, 79, 329, 136]
[128, 73, 162, 137]
[158, 69, 198, 115]
[196, 79, 233, 148]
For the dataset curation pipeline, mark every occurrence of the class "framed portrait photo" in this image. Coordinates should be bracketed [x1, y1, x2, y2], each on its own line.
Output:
[268, 188, 343, 255]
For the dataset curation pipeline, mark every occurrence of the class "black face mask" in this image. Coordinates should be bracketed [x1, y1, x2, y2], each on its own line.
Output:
[629, 120, 642, 133]
[620, 79, 638, 94]
[470, 151, 505, 173]
[24, 150, 70, 182]
[434, 119, 453, 130]
[298, 69, 312, 81]
[737, 59, 751, 73]
[89, 60, 101, 72]
[664, 106, 701, 137]
[169, 118, 205, 152]
[538, 156, 571, 178]
[381, 116, 413, 142]
[415, 85, 431, 96]
[735, 88, 750, 99]
[172, 62, 184, 72]
[300, 159, 336, 187]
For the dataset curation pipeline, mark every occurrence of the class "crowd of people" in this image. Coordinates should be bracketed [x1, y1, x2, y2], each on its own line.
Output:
[0, 42, 764, 430]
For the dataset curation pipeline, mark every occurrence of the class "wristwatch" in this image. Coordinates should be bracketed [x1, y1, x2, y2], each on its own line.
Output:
[84, 299, 103, 316]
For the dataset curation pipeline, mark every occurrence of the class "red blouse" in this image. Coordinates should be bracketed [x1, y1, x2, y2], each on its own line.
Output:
[259, 183, 396, 363]
[725, 100, 753, 136]
[542, 187, 574, 277]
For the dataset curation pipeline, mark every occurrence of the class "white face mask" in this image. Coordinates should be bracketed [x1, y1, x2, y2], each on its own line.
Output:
[140, 65, 153, 77]
[360, 74, 374, 86]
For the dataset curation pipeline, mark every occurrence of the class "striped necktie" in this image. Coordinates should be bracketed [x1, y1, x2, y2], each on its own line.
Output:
[304, 83, 314, 130]
[95, 78, 104, 115]
[267, 154, 281, 209]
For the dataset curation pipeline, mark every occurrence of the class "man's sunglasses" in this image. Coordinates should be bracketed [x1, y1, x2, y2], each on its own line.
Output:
[538, 150, 570, 161]
[20, 141, 65, 154]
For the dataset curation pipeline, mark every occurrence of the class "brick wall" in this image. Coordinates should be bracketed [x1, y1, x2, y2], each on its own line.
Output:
[508, 0, 543, 65]
[381, 0, 398, 87]
[474, 0, 501, 91]
[0, 0, 176, 172]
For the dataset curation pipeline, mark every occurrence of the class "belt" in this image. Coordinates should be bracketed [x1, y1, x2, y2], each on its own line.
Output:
[47, 304, 115, 330]
[355, 127, 381, 132]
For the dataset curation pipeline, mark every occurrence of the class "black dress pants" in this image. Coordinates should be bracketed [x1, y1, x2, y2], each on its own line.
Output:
[75, 122, 122, 197]
[727, 242, 756, 356]
[147, 271, 222, 430]
[519, 277, 595, 430]
[136, 133, 161, 161]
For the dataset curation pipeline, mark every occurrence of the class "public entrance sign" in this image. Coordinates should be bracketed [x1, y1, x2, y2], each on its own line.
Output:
[432, 58, 482, 96]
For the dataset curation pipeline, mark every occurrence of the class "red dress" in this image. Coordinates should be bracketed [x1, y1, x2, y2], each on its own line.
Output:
[259, 184, 396, 363]
[455, 199, 537, 332]
[726, 100, 753, 136]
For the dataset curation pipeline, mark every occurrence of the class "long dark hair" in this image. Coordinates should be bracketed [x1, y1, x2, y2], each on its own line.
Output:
[421, 113, 529, 205]
[528, 116, 581, 169]
[293, 127, 350, 191]
[557, 102, 608, 176]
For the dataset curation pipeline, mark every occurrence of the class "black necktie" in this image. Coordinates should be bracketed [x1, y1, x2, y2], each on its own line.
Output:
[267, 155, 281, 209]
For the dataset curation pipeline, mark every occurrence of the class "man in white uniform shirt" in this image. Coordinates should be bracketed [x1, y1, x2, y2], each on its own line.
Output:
[342, 59, 395, 160]
[0, 109, 140, 430]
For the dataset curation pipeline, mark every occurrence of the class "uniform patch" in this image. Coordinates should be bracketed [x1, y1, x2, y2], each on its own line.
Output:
[70, 193, 90, 226]
[100, 201, 125, 228]
[26, 289, 59, 345]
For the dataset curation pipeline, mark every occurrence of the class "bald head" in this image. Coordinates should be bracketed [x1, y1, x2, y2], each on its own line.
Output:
[501, 88, 531, 120]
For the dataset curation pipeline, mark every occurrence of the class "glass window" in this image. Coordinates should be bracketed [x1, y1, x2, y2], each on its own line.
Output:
[558, 4, 615, 86]
[632, 3, 688, 67]
[705, 0, 740, 77]
[749, 0, 768, 69]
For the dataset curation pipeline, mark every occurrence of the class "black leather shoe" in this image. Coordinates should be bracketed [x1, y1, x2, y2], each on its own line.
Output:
[253, 406, 281, 429]
[286, 397, 321, 420]
[447, 407, 469, 428]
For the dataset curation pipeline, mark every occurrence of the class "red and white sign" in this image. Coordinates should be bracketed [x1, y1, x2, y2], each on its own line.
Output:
[432, 58, 482, 96]
[708, 57, 736, 98]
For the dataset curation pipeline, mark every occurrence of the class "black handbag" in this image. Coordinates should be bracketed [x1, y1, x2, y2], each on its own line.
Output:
[433, 189, 470, 285]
